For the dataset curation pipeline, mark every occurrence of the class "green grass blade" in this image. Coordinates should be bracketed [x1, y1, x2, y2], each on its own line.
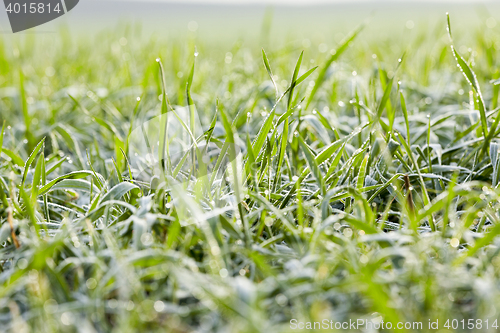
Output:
[288, 51, 303, 110]
[298, 135, 325, 195]
[20, 137, 45, 193]
[262, 49, 278, 100]
[306, 24, 364, 109]
[447, 13, 488, 139]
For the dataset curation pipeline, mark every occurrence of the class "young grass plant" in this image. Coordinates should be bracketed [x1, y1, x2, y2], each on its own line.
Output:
[0, 12, 500, 333]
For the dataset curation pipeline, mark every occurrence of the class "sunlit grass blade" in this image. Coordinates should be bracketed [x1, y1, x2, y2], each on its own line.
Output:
[262, 49, 279, 100]
[305, 23, 364, 109]
[20, 137, 45, 194]
[447, 13, 488, 140]
[298, 135, 325, 195]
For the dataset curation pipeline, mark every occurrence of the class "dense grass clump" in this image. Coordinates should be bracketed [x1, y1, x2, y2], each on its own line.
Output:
[1, 13, 500, 332]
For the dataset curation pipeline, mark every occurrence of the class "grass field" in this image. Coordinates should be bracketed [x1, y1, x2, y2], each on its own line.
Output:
[1, 6, 500, 332]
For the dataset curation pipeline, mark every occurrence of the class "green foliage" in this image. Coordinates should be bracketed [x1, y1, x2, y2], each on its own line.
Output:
[1, 12, 500, 333]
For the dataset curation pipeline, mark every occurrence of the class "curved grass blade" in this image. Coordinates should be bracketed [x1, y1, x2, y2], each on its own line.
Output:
[20, 137, 45, 194]
[38, 171, 94, 196]
[447, 13, 488, 140]
[288, 51, 303, 110]
[262, 49, 278, 100]
[298, 135, 325, 195]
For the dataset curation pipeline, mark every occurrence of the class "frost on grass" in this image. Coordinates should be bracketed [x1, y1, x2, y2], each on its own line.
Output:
[1, 14, 500, 333]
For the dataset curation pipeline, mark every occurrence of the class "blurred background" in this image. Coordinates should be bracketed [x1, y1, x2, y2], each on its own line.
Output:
[0, 0, 499, 44]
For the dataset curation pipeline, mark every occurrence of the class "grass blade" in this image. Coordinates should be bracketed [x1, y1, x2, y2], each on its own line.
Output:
[306, 23, 364, 109]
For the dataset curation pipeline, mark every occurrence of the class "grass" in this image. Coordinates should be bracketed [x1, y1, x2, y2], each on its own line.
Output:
[1, 10, 500, 332]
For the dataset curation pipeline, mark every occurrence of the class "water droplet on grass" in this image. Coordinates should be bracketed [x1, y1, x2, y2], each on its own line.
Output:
[86, 278, 97, 290]
[343, 228, 353, 237]
[275, 294, 288, 306]
[17, 258, 28, 269]
[211, 246, 221, 255]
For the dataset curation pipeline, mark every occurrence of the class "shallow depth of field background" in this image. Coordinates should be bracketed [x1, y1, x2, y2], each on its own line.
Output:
[2, 1, 500, 332]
